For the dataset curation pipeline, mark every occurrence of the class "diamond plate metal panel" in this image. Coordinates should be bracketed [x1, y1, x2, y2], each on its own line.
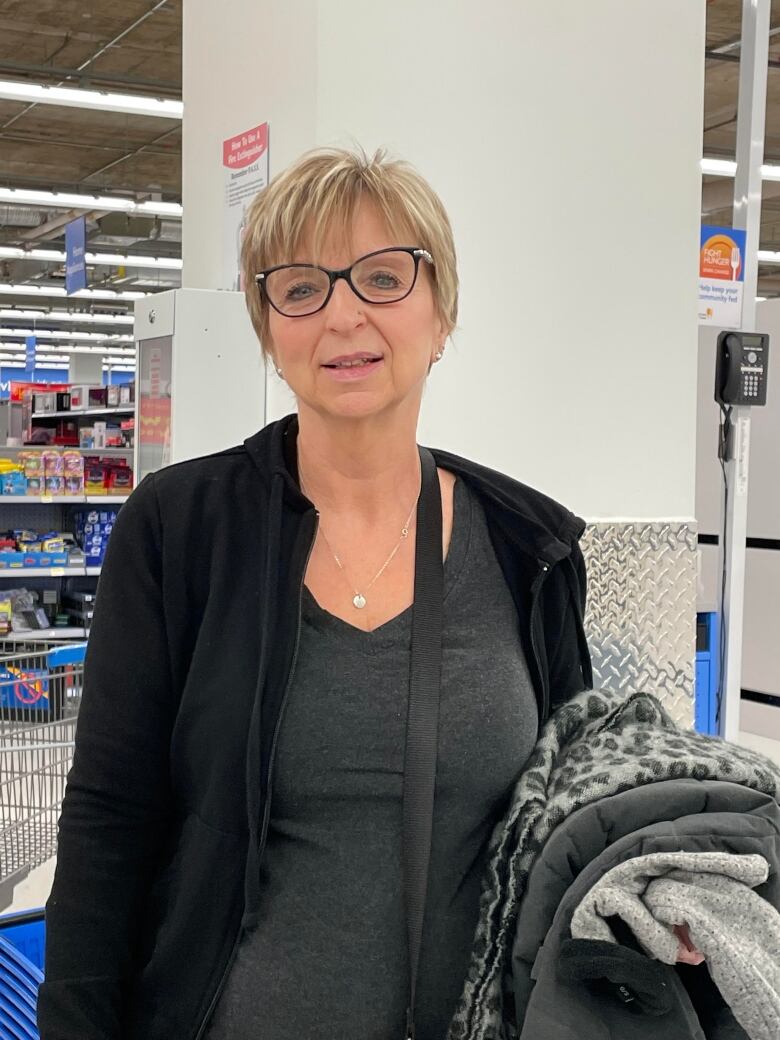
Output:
[580, 523, 698, 727]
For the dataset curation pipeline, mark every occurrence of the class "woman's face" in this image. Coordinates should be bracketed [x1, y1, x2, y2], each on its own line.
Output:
[268, 199, 446, 425]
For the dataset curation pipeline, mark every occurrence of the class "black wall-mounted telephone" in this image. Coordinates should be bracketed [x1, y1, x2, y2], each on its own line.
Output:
[714, 331, 770, 407]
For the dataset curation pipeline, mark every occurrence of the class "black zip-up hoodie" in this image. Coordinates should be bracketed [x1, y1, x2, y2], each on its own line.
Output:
[38, 414, 593, 1040]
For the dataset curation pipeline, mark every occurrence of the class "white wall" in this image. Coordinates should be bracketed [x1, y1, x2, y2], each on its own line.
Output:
[183, 0, 706, 521]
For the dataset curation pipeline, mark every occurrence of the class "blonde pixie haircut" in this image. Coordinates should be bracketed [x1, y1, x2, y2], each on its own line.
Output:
[240, 146, 458, 359]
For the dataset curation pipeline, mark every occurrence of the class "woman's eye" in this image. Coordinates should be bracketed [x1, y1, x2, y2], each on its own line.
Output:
[285, 282, 319, 300]
[368, 271, 400, 288]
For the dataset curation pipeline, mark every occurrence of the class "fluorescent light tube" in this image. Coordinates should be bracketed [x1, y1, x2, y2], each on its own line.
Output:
[701, 157, 780, 180]
[0, 285, 147, 300]
[0, 327, 133, 341]
[87, 252, 182, 270]
[0, 187, 135, 211]
[0, 246, 182, 270]
[701, 158, 737, 176]
[0, 247, 65, 262]
[133, 200, 183, 217]
[0, 309, 134, 324]
[0, 78, 182, 119]
[0, 187, 182, 219]
[0, 343, 135, 355]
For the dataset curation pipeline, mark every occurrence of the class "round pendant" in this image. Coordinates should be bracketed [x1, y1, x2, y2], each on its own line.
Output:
[353, 594, 367, 609]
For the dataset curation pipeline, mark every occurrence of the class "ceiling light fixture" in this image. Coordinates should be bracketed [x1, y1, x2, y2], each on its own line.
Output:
[0, 342, 135, 356]
[0, 309, 134, 325]
[0, 285, 147, 301]
[701, 158, 780, 180]
[0, 187, 182, 219]
[0, 327, 133, 342]
[0, 78, 182, 119]
[0, 347, 136, 359]
[0, 246, 182, 271]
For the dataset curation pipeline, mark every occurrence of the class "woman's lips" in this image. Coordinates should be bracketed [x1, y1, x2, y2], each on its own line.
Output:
[322, 357, 384, 381]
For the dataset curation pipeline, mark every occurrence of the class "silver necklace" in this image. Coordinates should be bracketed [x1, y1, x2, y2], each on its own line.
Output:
[300, 472, 418, 609]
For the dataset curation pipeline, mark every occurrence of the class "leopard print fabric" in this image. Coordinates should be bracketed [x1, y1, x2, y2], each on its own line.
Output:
[445, 687, 780, 1040]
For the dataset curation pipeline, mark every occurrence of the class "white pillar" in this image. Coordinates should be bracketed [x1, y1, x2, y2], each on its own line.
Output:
[718, 0, 771, 742]
[182, 0, 705, 522]
[68, 354, 103, 384]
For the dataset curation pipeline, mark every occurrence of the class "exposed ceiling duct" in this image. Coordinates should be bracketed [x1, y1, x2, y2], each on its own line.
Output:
[0, 206, 45, 227]
[96, 212, 157, 242]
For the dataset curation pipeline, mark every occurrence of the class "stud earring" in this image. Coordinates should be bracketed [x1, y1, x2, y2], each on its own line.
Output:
[435, 350, 443, 361]
[275, 366, 284, 379]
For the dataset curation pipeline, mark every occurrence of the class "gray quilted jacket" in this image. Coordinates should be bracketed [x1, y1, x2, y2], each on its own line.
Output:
[446, 688, 780, 1040]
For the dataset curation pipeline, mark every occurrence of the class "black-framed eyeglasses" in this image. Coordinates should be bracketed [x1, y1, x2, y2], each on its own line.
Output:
[255, 246, 434, 318]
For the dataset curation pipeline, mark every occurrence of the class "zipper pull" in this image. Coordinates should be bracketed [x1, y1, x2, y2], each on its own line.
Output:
[406, 1007, 416, 1039]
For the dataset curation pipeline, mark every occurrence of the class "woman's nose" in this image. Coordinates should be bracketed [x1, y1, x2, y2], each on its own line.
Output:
[324, 276, 366, 328]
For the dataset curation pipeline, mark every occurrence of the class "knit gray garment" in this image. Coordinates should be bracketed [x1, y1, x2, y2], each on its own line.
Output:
[205, 477, 538, 1040]
[570, 851, 780, 1040]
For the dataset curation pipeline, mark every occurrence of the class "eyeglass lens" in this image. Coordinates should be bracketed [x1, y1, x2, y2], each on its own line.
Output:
[264, 250, 417, 316]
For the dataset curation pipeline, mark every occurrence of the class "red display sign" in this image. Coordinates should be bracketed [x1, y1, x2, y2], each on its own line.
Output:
[11, 381, 70, 403]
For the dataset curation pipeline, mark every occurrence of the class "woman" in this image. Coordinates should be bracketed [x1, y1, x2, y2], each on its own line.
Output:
[38, 147, 592, 1040]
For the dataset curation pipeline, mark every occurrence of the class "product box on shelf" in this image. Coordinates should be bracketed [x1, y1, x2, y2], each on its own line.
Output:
[69, 385, 107, 411]
[63, 451, 84, 495]
[1, 470, 26, 495]
[84, 461, 107, 495]
[0, 597, 10, 636]
[22, 452, 43, 496]
[42, 450, 65, 497]
[54, 419, 79, 446]
[92, 421, 123, 449]
[74, 508, 118, 565]
[92, 421, 107, 449]
[68, 385, 89, 411]
[108, 466, 132, 493]
[81, 458, 133, 495]
[32, 391, 70, 414]
[32, 392, 56, 414]
[41, 588, 59, 624]
[64, 591, 95, 627]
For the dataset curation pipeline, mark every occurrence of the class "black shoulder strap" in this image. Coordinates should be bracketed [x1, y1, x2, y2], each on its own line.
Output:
[403, 446, 444, 1040]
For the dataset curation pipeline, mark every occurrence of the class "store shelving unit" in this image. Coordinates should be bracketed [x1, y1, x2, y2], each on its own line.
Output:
[0, 390, 136, 640]
[0, 496, 129, 504]
[0, 446, 133, 458]
[0, 566, 101, 579]
[31, 407, 135, 420]
[1, 627, 88, 641]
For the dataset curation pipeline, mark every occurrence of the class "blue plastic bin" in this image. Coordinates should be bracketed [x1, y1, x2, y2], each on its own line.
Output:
[0, 911, 45, 972]
[0, 927, 43, 1039]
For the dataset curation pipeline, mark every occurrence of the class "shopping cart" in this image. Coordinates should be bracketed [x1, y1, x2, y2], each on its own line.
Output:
[0, 642, 86, 914]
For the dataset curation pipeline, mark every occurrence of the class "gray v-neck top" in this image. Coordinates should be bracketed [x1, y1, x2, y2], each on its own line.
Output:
[205, 478, 537, 1040]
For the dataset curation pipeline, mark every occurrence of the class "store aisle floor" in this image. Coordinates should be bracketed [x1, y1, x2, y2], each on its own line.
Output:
[5, 857, 56, 915]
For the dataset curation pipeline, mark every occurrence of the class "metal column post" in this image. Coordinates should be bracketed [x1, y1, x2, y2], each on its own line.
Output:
[719, 0, 770, 742]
